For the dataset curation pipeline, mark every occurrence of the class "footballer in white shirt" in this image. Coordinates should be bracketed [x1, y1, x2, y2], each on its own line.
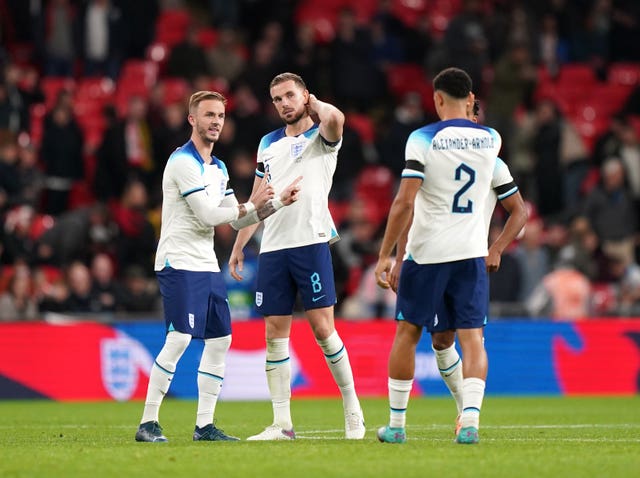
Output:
[229, 72, 365, 441]
[374, 68, 527, 445]
[136, 91, 301, 444]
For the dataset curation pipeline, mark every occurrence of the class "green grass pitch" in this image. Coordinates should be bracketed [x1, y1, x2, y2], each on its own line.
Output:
[0, 396, 638, 478]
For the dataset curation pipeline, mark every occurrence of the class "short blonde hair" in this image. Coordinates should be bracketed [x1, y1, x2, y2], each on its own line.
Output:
[188, 91, 227, 114]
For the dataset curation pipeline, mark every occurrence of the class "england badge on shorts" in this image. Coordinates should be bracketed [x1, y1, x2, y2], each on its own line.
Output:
[188, 313, 195, 328]
[256, 291, 263, 307]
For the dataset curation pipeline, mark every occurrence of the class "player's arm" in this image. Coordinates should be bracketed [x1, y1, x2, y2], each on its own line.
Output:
[375, 177, 422, 289]
[486, 190, 527, 272]
[176, 155, 273, 226]
[388, 210, 413, 293]
[307, 94, 344, 143]
[229, 175, 302, 230]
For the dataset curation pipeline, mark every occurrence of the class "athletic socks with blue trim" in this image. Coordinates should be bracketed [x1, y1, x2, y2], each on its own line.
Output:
[432, 343, 464, 415]
[140, 331, 190, 424]
[388, 378, 413, 429]
[460, 377, 485, 429]
[266, 337, 293, 430]
[196, 335, 230, 428]
[317, 331, 360, 412]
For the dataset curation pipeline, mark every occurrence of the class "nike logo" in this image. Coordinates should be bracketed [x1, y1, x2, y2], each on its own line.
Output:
[330, 356, 343, 364]
[312, 295, 326, 302]
[266, 368, 276, 372]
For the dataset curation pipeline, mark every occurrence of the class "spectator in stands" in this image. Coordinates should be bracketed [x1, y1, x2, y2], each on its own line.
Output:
[439, 0, 489, 95]
[330, 7, 386, 111]
[16, 143, 45, 208]
[64, 260, 100, 313]
[43, 0, 77, 77]
[90, 252, 124, 313]
[488, 222, 523, 309]
[166, 26, 210, 82]
[80, 0, 125, 79]
[0, 263, 38, 321]
[152, 101, 190, 174]
[403, 13, 433, 66]
[34, 265, 69, 313]
[583, 157, 638, 266]
[120, 0, 158, 59]
[0, 205, 38, 266]
[0, 80, 23, 134]
[36, 203, 117, 266]
[40, 98, 84, 216]
[526, 258, 592, 320]
[0, 134, 21, 205]
[591, 113, 626, 168]
[608, 251, 640, 316]
[555, 215, 603, 282]
[94, 95, 155, 201]
[206, 25, 246, 84]
[535, 13, 569, 78]
[109, 179, 156, 276]
[284, 22, 322, 94]
[228, 83, 271, 153]
[486, 41, 538, 163]
[378, 91, 427, 178]
[512, 217, 550, 302]
[120, 264, 160, 313]
[529, 99, 566, 218]
[1, 63, 28, 133]
[239, 39, 282, 102]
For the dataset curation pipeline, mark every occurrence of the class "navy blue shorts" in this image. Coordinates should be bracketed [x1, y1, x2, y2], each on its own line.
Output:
[396, 258, 488, 332]
[256, 243, 336, 315]
[156, 268, 231, 339]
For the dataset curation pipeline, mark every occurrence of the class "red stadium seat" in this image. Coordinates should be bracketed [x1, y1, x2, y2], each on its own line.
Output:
[41, 77, 76, 110]
[197, 28, 219, 49]
[155, 9, 191, 47]
[75, 77, 115, 105]
[294, 5, 337, 44]
[161, 78, 190, 105]
[556, 64, 598, 87]
[29, 103, 46, 146]
[346, 113, 375, 144]
[608, 62, 640, 86]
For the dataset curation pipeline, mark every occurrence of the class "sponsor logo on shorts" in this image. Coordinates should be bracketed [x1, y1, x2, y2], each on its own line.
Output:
[256, 291, 263, 307]
[189, 313, 195, 328]
[434, 314, 439, 327]
[312, 295, 326, 303]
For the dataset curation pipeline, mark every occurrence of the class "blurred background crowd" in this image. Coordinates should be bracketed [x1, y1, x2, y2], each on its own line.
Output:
[1, 0, 640, 322]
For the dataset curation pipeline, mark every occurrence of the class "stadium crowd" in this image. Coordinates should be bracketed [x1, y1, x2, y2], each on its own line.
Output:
[1, 0, 640, 321]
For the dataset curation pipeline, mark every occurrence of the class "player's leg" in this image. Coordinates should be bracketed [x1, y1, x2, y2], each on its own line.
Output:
[306, 306, 365, 439]
[136, 331, 191, 442]
[455, 327, 487, 443]
[295, 243, 365, 439]
[193, 272, 239, 441]
[379, 260, 448, 443]
[137, 267, 196, 442]
[248, 251, 297, 440]
[377, 319, 422, 444]
[447, 258, 488, 444]
[431, 327, 463, 434]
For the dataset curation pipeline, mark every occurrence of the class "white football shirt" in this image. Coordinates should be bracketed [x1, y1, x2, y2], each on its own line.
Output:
[154, 140, 234, 272]
[402, 118, 516, 264]
[256, 124, 341, 253]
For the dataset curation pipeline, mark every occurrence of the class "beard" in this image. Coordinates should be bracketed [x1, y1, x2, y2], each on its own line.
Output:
[283, 109, 306, 125]
[196, 123, 217, 144]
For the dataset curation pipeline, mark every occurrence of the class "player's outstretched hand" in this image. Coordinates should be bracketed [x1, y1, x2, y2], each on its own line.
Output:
[374, 257, 393, 289]
[249, 175, 275, 209]
[229, 248, 245, 281]
[281, 176, 302, 206]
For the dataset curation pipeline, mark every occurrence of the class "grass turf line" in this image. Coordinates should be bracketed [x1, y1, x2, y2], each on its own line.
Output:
[0, 396, 638, 478]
